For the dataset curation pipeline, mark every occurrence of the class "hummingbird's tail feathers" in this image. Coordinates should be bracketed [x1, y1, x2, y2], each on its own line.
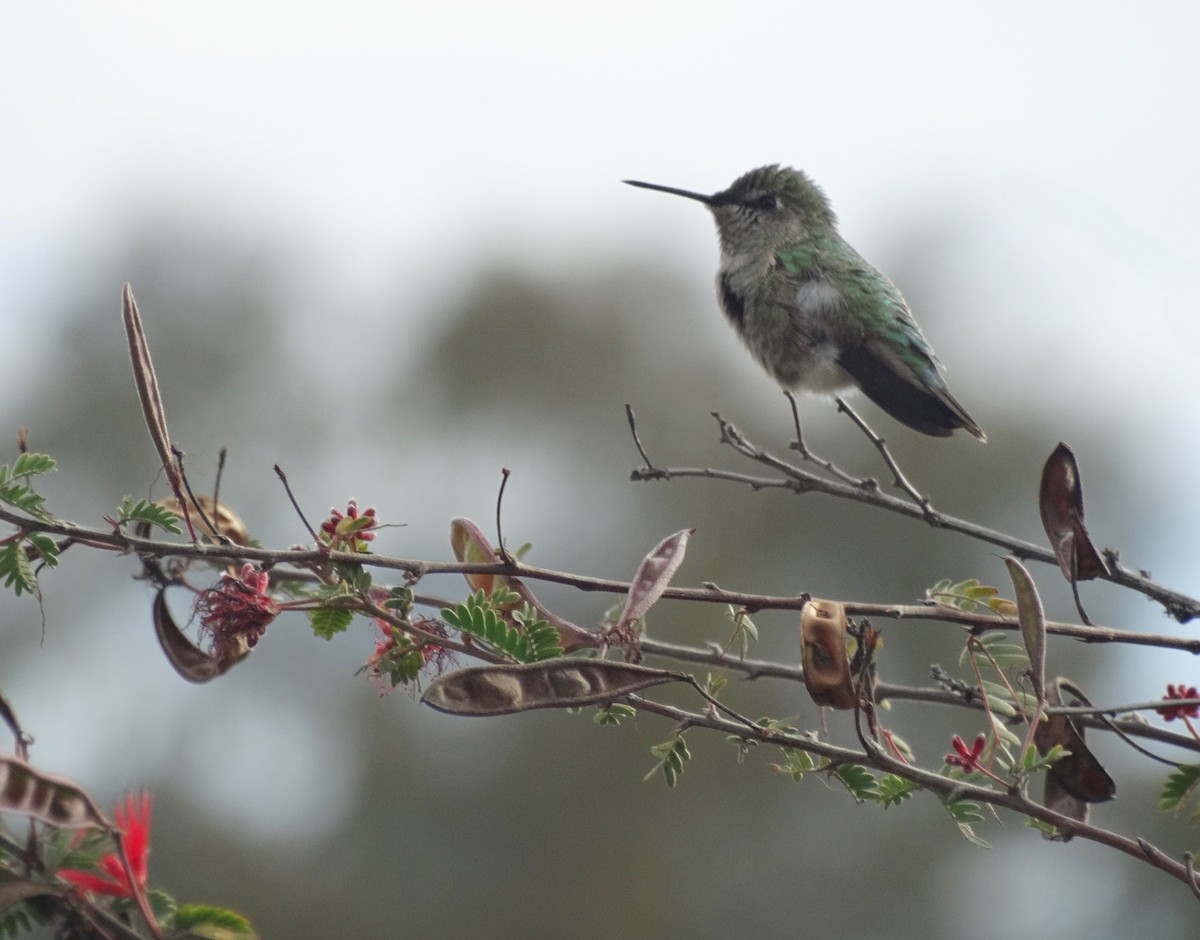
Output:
[838, 345, 987, 441]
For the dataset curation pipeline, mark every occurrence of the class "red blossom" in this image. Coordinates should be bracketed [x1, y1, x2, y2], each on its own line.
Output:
[365, 614, 454, 695]
[196, 563, 279, 665]
[59, 791, 152, 898]
[1158, 684, 1200, 722]
[945, 733, 987, 773]
[320, 499, 378, 552]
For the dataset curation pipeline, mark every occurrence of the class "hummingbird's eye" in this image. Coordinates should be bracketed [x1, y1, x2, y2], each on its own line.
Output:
[752, 194, 779, 212]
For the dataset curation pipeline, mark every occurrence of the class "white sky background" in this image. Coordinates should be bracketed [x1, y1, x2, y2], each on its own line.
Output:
[2, 0, 1200, 891]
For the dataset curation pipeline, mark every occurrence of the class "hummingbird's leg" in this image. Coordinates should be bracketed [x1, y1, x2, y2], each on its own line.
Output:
[784, 390, 809, 457]
[835, 397, 939, 522]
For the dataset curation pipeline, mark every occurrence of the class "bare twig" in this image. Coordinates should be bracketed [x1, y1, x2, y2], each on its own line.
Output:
[625, 404, 656, 470]
[274, 464, 321, 543]
[495, 467, 515, 565]
[835, 396, 937, 519]
[172, 446, 230, 546]
[781, 393, 866, 486]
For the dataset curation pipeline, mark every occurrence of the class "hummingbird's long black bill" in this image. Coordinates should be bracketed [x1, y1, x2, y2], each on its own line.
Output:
[623, 179, 714, 205]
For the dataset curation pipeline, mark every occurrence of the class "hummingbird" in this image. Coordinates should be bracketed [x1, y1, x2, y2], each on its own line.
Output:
[624, 165, 985, 441]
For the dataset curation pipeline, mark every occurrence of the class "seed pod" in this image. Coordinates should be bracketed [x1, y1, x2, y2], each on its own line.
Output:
[422, 659, 684, 716]
[0, 755, 109, 829]
[800, 599, 856, 709]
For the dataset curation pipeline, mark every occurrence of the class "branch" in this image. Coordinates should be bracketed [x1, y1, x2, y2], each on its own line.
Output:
[628, 693, 1194, 888]
[628, 412, 1200, 622]
[1, 504, 1195, 655]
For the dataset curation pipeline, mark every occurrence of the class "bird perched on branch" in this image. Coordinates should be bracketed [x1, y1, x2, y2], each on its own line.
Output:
[625, 165, 985, 442]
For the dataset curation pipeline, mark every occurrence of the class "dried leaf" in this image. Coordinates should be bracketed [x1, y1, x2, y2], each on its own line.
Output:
[1004, 557, 1046, 705]
[1034, 678, 1116, 805]
[1039, 443, 1108, 583]
[153, 588, 246, 683]
[421, 659, 683, 716]
[800, 600, 856, 709]
[614, 528, 694, 633]
[0, 754, 110, 829]
[450, 517, 500, 594]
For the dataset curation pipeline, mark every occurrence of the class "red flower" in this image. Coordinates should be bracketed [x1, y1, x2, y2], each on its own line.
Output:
[365, 614, 454, 695]
[1158, 684, 1200, 722]
[945, 733, 987, 773]
[60, 792, 152, 897]
[320, 499, 378, 552]
[196, 563, 279, 665]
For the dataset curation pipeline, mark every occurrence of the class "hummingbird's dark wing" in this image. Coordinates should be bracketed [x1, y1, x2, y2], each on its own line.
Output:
[830, 256, 986, 441]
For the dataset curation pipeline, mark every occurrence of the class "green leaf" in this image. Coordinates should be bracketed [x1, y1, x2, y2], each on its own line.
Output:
[930, 578, 1017, 616]
[172, 904, 256, 936]
[9, 453, 56, 478]
[594, 703, 637, 726]
[115, 496, 184, 534]
[0, 480, 49, 520]
[726, 605, 758, 659]
[309, 607, 354, 639]
[834, 764, 879, 802]
[490, 584, 522, 607]
[1005, 557, 1046, 705]
[645, 736, 691, 788]
[946, 800, 991, 848]
[332, 562, 372, 593]
[771, 747, 820, 782]
[0, 542, 37, 596]
[876, 774, 919, 807]
[442, 590, 561, 663]
[1159, 764, 1200, 814]
[383, 586, 414, 615]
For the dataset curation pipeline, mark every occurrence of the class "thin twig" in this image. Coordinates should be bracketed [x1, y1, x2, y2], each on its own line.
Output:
[495, 467, 515, 565]
[625, 404, 656, 470]
[781, 394, 865, 486]
[273, 464, 321, 543]
[1186, 853, 1200, 903]
[172, 446, 229, 546]
[682, 675, 762, 732]
[835, 397, 937, 519]
[112, 825, 162, 939]
[213, 447, 227, 519]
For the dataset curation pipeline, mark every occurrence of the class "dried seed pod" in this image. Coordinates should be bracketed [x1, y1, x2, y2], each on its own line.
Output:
[422, 659, 684, 716]
[1034, 678, 1116, 807]
[614, 528, 694, 633]
[153, 588, 247, 683]
[800, 599, 857, 710]
[0, 755, 109, 829]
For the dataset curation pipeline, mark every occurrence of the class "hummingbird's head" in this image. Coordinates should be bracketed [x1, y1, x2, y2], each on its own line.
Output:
[706, 165, 836, 255]
[624, 165, 836, 257]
